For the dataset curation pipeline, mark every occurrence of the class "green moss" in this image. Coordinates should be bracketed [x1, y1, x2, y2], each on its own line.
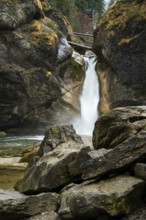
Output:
[0, 147, 23, 157]
[99, 0, 146, 31]
[100, 197, 129, 216]
[69, 58, 83, 80]
[52, 125, 61, 134]
[19, 143, 40, 163]
[0, 132, 7, 137]
[30, 18, 58, 46]
[118, 34, 139, 46]
[33, 0, 43, 11]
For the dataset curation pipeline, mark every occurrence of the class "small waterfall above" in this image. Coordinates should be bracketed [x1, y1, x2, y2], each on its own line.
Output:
[73, 51, 99, 136]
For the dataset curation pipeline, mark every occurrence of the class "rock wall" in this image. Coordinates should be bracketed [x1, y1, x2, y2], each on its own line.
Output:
[93, 0, 146, 114]
[0, 0, 83, 131]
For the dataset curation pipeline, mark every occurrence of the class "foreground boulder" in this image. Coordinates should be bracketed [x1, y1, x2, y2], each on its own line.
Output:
[15, 124, 85, 193]
[9, 112, 146, 219]
[0, 189, 58, 220]
[59, 175, 145, 219]
[82, 107, 146, 180]
[93, 0, 146, 113]
[93, 106, 146, 149]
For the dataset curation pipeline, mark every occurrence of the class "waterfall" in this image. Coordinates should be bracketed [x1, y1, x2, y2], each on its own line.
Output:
[73, 51, 99, 136]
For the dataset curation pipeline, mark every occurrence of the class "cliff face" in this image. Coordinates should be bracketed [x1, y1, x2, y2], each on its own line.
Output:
[0, 0, 83, 130]
[93, 0, 146, 114]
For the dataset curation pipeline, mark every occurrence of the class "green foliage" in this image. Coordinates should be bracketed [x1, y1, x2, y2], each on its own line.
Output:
[48, 0, 106, 32]
[75, 0, 88, 11]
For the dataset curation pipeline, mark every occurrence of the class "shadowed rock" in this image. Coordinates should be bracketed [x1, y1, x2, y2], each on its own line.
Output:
[0, 189, 59, 220]
[93, 106, 146, 150]
[0, 0, 84, 130]
[59, 175, 145, 219]
[134, 163, 146, 181]
[93, 0, 146, 113]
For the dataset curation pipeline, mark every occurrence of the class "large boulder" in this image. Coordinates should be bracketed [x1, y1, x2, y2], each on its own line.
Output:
[93, 106, 146, 149]
[0, 0, 83, 130]
[93, 0, 146, 113]
[82, 107, 146, 180]
[0, 189, 58, 220]
[59, 175, 145, 219]
[15, 124, 85, 193]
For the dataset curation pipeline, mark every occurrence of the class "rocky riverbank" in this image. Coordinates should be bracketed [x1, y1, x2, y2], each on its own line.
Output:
[1, 107, 146, 219]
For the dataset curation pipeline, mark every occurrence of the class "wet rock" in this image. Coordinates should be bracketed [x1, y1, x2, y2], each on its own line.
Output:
[15, 124, 85, 193]
[0, 189, 59, 220]
[0, 146, 23, 157]
[19, 142, 41, 163]
[0, 132, 7, 137]
[134, 163, 146, 181]
[59, 175, 145, 219]
[93, 0, 146, 113]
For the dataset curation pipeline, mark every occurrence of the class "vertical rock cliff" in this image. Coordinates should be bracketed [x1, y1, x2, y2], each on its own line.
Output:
[93, 0, 146, 114]
[0, 0, 83, 131]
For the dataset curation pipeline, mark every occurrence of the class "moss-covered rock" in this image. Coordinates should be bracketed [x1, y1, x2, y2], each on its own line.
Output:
[93, 0, 146, 113]
[19, 142, 41, 163]
[0, 0, 83, 130]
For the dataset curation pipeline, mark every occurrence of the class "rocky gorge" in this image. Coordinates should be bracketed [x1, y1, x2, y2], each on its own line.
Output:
[0, 0, 84, 131]
[0, 0, 146, 220]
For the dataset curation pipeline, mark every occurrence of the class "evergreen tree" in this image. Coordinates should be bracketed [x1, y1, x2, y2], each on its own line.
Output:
[48, 0, 105, 32]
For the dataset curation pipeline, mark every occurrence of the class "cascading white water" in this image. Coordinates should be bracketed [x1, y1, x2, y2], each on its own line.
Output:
[73, 52, 99, 136]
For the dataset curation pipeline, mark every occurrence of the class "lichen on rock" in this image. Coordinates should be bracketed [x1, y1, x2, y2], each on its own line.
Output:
[93, 0, 146, 113]
[0, 0, 82, 130]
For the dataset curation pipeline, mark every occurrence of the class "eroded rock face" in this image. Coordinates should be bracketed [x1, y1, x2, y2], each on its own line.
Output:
[0, 0, 83, 130]
[59, 175, 145, 219]
[93, 106, 146, 149]
[93, 0, 146, 113]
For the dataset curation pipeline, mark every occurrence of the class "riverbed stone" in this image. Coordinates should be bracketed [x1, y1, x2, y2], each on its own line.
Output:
[15, 124, 85, 193]
[0, 189, 59, 220]
[58, 175, 145, 219]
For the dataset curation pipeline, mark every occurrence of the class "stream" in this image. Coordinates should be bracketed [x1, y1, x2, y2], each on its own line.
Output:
[0, 50, 99, 190]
